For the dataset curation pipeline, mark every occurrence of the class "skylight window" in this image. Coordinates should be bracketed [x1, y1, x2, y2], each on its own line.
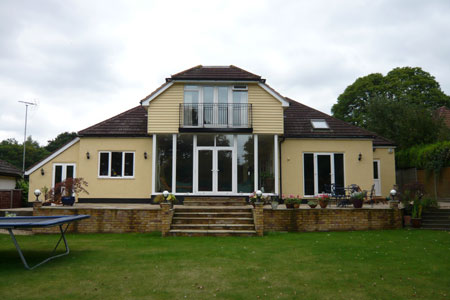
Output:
[311, 119, 329, 129]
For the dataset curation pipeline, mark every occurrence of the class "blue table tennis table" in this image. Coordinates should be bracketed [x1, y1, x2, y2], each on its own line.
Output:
[0, 215, 90, 270]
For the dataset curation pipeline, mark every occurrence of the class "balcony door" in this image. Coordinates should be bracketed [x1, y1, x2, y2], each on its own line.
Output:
[196, 147, 233, 193]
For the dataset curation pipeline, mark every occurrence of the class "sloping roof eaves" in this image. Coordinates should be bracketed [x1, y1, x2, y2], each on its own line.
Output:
[0, 159, 22, 177]
[283, 98, 395, 146]
[169, 65, 263, 81]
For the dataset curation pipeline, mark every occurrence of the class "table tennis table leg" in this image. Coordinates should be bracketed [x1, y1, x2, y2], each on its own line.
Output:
[8, 223, 71, 270]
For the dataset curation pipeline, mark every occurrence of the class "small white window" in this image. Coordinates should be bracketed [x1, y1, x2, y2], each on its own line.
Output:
[311, 119, 329, 129]
[98, 151, 135, 178]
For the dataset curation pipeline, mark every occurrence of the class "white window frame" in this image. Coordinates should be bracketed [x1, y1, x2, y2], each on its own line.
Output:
[52, 163, 76, 188]
[98, 151, 135, 179]
[303, 152, 345, 197]
[183, 85, 248, 128]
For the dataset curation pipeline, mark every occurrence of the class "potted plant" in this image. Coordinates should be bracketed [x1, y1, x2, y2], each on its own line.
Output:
[293, 197, 302, 209]
[308, 199, 317, 208]
[283, 195, 298, 208]
[153, 193, 178, 207]
[350, 191, 365, 208]
[48, 178, 89, 206]
[318, 194, 329, 208]
[271, 197, 279, 209]
[411, 196, 423, 228]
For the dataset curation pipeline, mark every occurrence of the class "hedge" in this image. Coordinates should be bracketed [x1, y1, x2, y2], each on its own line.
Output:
[396, 141, 450, 171]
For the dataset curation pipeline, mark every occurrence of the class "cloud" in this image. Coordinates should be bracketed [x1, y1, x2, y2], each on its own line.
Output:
[1, 0, 449, 145]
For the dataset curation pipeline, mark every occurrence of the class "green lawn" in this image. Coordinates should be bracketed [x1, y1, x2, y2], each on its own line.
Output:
[0, 230, 449, 300]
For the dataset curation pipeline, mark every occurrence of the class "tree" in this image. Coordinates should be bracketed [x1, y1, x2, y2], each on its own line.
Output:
[45, 131, 78, 152]
[332, 67, 450, 148]
[0, 137, 49, 170]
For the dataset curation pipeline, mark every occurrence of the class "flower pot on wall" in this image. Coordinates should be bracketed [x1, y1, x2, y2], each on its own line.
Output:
[411, 218, 422, 228]
[353, 199, 363, 208]
[61, 196, 75, 206]
[319, 200, 328, 208]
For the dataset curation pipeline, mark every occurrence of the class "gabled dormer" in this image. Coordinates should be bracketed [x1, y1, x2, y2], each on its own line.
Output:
[141, 65, 289, 134]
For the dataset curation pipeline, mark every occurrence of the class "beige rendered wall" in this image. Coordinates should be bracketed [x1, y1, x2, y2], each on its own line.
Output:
[28, 137, 153, 202]
[373, 148, 396, 197]
[77, 137, 152, 199]
[28, 141, 81, 202]
[147, 83, 284, 134]
[281, 139, 374, 197]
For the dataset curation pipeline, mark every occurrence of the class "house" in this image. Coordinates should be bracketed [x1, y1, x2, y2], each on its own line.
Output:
[0, 159, 23, 209]
[25, 65, 396, 203]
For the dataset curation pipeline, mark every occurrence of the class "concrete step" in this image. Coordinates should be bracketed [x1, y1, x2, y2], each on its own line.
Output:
[174, 212, 253, 218]
[169, 229, 257, 237]
[183, 201, 247, 206]
[172, 217, 254, 224]
[175, 207, 251, 213]
[171, 224, 255, 230]
[183, 197, 247, 207]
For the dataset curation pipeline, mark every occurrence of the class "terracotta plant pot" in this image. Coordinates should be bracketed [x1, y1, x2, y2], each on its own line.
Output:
[411, 218, 422, 228]
[293, 203, 300, 209]
[403, 215, 411, 226]
[285, 203, 294, 209]
[319, 200, 328, 208]
[309, 204, 317, 209]
[353, 199, 363, 208]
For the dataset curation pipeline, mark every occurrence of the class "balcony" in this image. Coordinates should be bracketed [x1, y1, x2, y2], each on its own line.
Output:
[179, 103, 253, 132]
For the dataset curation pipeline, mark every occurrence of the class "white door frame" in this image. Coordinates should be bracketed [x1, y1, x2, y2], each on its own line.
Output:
[373, 160, 381, 196]
[314, 153, 335, 195]
[194, 145, 235, 194]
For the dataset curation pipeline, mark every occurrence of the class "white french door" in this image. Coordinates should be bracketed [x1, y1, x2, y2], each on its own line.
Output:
[373, 160, 381, 196]
[195, 147, 234, 193]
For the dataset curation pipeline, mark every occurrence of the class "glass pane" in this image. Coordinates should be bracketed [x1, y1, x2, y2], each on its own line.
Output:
[197, 134, 214, 146]
[216, 134, 233, 146]
[233, 91, 248, 126]
[334, 154, 344, 188]
[111, 152, 123, 177]
[54, 165, 62, 186]
[304, 154, 314, 195]
[237, 135, 254, 193]
[184, 90, 199, 126]
[124, 153, 134, 176]
[99, 153, 109, 176]
[156, 135, 173, 192]
[317, 155, 331, 194]
[373, 161, 379, 179]
[198, 150, 213, 192]
[203, 87, 214, 125]
[218, 87, 228, 125]
[258, 135, 274, 193]
[176, 134, 193, 193]
[218, 150, 232, 191]
[66, 165, 74, 179]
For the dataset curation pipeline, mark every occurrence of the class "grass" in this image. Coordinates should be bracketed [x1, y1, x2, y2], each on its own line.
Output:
[0, 230, 449, 300]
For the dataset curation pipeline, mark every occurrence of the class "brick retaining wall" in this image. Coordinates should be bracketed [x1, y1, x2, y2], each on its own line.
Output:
[0, 189, 22, 209]
[264, 208, 402, 232]
[33, 206, 161, 234]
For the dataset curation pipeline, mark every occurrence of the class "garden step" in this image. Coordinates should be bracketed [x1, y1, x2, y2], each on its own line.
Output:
[171, 224, 255, 230]
[175, 207, 252, 213]
[169, 229, 257, 237]
[183, 197, 247, 206]
[172, 217, 254, 224]
[174, 212, 253, 218]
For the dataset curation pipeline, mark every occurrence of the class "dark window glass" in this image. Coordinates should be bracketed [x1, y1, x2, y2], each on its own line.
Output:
[111, 152, 123, 177]
[304, 154, 314, 195]
[176, 134, 193, 192]
[237, 135, 254, 193]
[317, 155, 331, 193]
[124, 153, 134, 176]
[99, 153, 109, 176]
[373, 161, 379, 179]
[54, 165, 62, 186]
[156, 134, 173, 192]
[334, 154, 344, 188]
[66, 165, 74, 179]
[258, 135, 274, 193]
[216, 134, 233, 146]
[198, 150, 213, 191]
[197, 134, 214, 146]
[217, 150, 232, 191]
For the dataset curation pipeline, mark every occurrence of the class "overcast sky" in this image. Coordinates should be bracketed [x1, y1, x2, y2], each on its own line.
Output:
[1, 0, 449, 145]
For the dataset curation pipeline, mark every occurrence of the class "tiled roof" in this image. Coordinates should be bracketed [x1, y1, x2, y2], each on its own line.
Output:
[78, 106, 148, 137]
[0, 159, 22, 177]
[169, 65, 263, 81]
[436, 106, 450, 128]
[283, 98, 395, 146]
